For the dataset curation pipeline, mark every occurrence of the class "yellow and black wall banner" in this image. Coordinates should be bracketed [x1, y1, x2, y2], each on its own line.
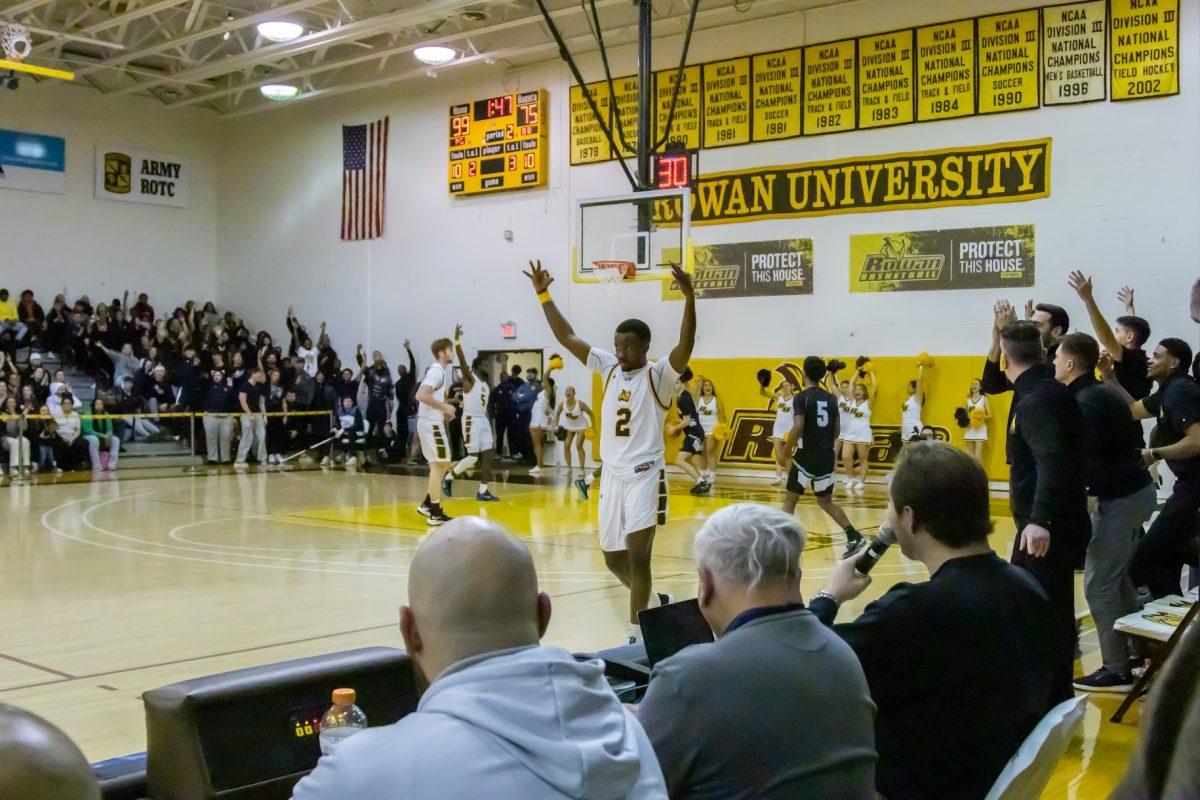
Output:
[660, 239, 813, 301]
[651, 138, 1050, 226]
[850, 225, 1036, 293]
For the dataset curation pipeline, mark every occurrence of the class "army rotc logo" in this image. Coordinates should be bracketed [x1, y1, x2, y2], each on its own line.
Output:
[104, 151, 131, 194]
[858, 235, 945, 284]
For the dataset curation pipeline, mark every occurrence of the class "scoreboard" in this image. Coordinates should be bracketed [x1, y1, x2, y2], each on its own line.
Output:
[448, 90, 548, 196]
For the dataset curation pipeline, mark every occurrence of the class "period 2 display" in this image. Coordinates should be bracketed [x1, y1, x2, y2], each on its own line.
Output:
[449, 90, 548, 196]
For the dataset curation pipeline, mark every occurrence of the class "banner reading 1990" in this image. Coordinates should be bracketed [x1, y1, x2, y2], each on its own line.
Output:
[849, 225, 1035, 293]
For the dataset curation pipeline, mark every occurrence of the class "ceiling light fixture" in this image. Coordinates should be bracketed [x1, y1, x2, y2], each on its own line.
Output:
[256, 20, 304, 42]
[414, 45, 457, 66]
[260, 83, 300, 100]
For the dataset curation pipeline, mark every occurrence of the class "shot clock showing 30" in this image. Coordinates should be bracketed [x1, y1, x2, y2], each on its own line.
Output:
[448, 89, 548, 196]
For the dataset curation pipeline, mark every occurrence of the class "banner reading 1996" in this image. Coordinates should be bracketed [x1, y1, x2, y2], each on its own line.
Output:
[1042, 0, 1107, 104]
[849, 225, 1036, 293]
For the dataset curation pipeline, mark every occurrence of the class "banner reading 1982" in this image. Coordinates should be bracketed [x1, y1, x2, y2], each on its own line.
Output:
[849, 225, 1035, 293]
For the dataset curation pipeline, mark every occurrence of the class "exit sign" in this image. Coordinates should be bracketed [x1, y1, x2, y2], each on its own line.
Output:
[501, 321, 517, 339]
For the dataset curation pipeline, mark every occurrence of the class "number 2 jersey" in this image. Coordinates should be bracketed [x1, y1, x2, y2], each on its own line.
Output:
[587, 348, 681, 477]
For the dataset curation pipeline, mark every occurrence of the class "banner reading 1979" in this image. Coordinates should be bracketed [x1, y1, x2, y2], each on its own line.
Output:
[849, 225, 1035, 293]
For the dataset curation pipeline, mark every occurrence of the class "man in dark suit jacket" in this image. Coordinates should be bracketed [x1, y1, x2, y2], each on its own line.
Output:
[987, 315, 1090, 686]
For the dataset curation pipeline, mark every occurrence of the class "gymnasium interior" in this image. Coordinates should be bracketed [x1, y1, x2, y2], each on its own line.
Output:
[1, 0, 1198, 798]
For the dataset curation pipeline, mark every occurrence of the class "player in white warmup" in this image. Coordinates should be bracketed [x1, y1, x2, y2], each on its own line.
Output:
[441, 325, 500, 502]
[525, 258, 696, 643]
[414, 337, 459, 525]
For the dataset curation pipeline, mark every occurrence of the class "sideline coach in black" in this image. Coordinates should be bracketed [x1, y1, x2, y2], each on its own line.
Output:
[986, 315, 1090, 682]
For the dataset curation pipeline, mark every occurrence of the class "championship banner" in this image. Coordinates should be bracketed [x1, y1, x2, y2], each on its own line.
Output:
[849, 225, 1036, 293]
[601, 355, 1013, 480]
[857, 29, 915, 129]
[569, 81, 611, 165]
[1042, 1, 1106, 104]
[95, 144, 189, 208]
[611, 76, 639, 160]
[661, 239, 813, 301]
[977, 9, 1042, 113]
[0, 128, 65, 195]
[656, 66, 702, 149]
[752, 49, 802, 141]
[916, 19, 976, 121]
[803, 39, 856, 134]
[1110, 0, 1180, 100]
[650, 138, 1050, 227]
[702, 57, 752, 147]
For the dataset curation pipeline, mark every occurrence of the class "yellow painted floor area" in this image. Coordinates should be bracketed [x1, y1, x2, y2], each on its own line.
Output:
[0, 467, 1140, 797]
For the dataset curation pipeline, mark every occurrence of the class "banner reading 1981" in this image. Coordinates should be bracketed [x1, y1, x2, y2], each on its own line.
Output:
[849, 225, 1035, 293]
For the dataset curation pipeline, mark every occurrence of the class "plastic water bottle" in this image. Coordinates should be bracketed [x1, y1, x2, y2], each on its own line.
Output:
[318, 688, 368, 756]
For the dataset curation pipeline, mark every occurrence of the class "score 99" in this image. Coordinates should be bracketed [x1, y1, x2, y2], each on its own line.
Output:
[450, 115, 470, 137]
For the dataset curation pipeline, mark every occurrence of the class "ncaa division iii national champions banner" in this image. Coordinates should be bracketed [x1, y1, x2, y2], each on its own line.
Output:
[849, 225, 1035, 293]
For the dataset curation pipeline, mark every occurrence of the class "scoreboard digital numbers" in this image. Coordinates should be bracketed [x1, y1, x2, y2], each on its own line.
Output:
[449, 90, 548, 196]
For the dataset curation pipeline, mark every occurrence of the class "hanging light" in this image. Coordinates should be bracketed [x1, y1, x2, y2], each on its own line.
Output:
[414, 45, 457, 65]
[260, 84, 300, 100]
[256, 20, 304, 42]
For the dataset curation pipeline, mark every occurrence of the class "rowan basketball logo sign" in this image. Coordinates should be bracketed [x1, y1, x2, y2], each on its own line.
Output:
[850, 225, 1035, 293]
[858, 235, 946, 284]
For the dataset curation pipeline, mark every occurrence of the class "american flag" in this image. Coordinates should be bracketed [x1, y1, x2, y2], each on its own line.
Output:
[341, 116, 388, 240]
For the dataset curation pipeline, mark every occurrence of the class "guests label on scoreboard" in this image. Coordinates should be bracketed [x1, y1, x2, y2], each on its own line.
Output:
[849, 225, 1036, 293]
[651, 139, 1051, 227]
[1110, 0, 1180, 100]
[978, 10, 1041, 113]
[915, 20, 976, 121]
[803, 39, 857, 134]
[661, 239, 814, 301]
[702, 57, 752, 148]
[857, 30, 915, 129]
[656, 66, 702, 149]
[1042, 1, 1106, 104]
[751, 50, 802, 141]
[569, 82, 611, 165]
[611, 76, 640, 159]
[95, 144, 190, 208]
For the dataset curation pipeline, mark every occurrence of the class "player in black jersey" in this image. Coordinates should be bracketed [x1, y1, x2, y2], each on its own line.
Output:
[783, 356, 865, 557]
[667, 368, 709, 495]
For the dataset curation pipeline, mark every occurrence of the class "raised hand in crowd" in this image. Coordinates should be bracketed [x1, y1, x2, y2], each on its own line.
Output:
[1117, 285, 1136, 316]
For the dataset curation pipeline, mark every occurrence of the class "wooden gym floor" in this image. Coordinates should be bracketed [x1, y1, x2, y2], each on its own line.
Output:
[0, 467, 1136, 798]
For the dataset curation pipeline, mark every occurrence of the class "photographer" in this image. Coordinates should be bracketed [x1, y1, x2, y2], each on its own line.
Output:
[810, 442, 1070, 800]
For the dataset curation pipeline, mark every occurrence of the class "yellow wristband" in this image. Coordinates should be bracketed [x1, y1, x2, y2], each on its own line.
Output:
[538, 291, 552, 305]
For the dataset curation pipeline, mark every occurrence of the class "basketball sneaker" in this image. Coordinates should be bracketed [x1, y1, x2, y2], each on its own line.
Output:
[689, 480, 709, 495]
[442, 474, 453, 497]
[427, 510, 452, 526]
[475, 490, 500, 502]
[574, 478, 589, 501]
[1073, 667, 1133, 693]
[657, 592, 675, 607]
[842, 527, 865, 560]
[529, 466, 543, 476]
[417, 500, 432, 517]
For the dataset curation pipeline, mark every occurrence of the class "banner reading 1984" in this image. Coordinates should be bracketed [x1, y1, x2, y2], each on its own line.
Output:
[849, 225, 1035, 293]
[916, 19, 976, 121]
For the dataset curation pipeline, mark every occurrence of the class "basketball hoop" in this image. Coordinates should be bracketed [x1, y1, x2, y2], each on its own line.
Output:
[593, 260, 636, 297]
[1, 23, 32, 62]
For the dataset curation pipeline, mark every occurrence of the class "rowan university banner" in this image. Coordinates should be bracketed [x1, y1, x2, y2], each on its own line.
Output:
[95, 144, 190, 208]
[849, 225, 1036, 293]
[651, 138, 1050, 226]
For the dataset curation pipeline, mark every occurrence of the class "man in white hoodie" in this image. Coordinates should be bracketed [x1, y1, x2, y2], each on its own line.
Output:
[291, 517, 667, 800]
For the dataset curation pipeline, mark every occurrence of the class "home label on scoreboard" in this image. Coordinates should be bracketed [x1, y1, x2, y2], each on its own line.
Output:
[449, 89, 548, 196]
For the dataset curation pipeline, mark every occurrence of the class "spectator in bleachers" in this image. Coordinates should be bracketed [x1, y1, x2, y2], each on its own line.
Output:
[51, 396, 88, 471]
[130, 292, 155, 327]
[636, 503, 877, 799]
[0, 703, 100, 800]
[17, 290, 44, 344]
[326, 395, 365, 467]
[82, 397, 121, 472]
[114, 375, 159, 442]
[37, 411, 61, 473]
[291, 517, 668, 800]
[202, 370, 237, 465]
[3, 395, 31, 475]
[0, 288, 27, 353]
[96, 342, 141, 388]
[809, 442, 1070, 800]
[235, 367, 268, 467]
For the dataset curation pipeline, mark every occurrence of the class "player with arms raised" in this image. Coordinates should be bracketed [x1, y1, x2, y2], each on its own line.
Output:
[525, 258, 696, 644]
[441, 325, 500, 502]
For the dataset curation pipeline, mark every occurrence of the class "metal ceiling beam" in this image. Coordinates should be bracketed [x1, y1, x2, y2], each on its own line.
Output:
[24, 22, 127, 49]
[2, 0, 58, 18]
[108, 0, 482, 96]
[168, 0, 628, 109]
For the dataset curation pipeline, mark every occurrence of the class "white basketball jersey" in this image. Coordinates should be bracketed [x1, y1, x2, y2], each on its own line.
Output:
[464, 376, 489, 418]
[587, 348, 680, 477]
[418, 363, 448, 421]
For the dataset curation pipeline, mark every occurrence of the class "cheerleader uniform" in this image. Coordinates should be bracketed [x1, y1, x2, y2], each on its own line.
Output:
[901, 395, 923, 442]
[559, 398, 589, 431]
[965, 395, 989, 441]
[843, 399, 873, 444]
[771, 395, 795, 441]
[697, 395, 718, 436]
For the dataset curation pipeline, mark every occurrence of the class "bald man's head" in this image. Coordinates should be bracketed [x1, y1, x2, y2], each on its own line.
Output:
[0, 704, 99, 800]
[401, 518, 550, 682]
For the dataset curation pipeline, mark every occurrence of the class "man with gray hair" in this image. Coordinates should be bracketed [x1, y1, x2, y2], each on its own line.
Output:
[292, 517, 667, 800]
[0, 703, 100, 800]
[635, 503, 877, 800]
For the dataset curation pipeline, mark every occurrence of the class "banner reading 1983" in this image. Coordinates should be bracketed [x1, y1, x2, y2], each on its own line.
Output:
[849, 225, 1036, 293]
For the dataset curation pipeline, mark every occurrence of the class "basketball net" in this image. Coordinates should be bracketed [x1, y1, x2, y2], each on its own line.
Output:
[593, 260, 635, 298]
[1, 23, 32, 62]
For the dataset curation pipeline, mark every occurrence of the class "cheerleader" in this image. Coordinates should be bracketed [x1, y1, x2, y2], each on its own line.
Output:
[554, 386, 594, 472]
[760, 376, 796, 485]
[964, 378, 990, 461]
[901, 361, 930, 443]
[527, 368, 557, 477]
[696, 379, 723, 485]
[839, 364, 876, 491]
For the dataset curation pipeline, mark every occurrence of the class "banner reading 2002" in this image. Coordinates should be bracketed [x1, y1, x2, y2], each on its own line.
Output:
[850, 225, 1035, 293]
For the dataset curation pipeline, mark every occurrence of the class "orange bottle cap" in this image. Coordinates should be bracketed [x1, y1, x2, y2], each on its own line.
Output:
[332, 688, 356, 706]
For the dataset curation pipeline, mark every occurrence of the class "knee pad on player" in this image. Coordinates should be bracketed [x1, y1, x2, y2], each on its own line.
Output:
[456, 454, 478, 475]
